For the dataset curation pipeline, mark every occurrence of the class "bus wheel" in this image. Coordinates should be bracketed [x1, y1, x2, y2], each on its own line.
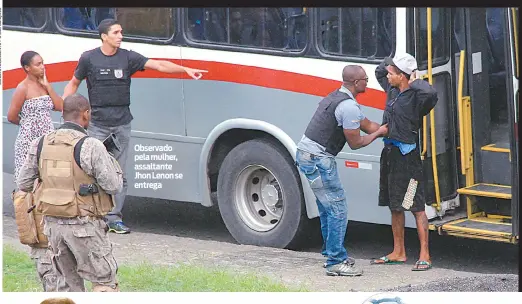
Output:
[217, 138, 307, 249]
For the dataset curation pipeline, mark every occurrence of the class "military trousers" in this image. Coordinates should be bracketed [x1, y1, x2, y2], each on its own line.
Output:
[30, 246, 55, 291]
[43, 216, 119, 292]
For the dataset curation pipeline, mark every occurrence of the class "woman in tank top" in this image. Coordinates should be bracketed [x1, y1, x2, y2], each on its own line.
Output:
[7, 51, 64, 182]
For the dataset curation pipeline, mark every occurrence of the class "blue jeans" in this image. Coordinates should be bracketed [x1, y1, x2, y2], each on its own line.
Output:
[87, 121, 131, 223]
[295, 149, 349, 267]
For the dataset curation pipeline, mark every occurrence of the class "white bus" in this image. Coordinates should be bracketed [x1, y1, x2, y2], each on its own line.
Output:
[2, 7, 518, 247]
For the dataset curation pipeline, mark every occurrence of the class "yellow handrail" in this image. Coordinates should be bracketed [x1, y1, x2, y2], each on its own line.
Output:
[427, 8, 441, 207]
[511, 8, 519, 78]
[455, 51, 475, 218]
[457, 50, 467, 175]
[464, 96, 473, 174]
[463, 95, 476, 218]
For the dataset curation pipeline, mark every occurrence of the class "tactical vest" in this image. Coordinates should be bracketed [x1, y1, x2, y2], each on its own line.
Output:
[87, 49, 133, 126]
[34, 131, 114, 218]
[89, 53, 131, 109]
[304, 90, 353, 156]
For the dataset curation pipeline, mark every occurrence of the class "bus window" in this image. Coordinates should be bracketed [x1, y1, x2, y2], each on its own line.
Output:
[185, 8, 308, 51]
[452, 8, 466, 52]
[486, 8, 506, 73]
[317, 8, 394, 59]
[56, 8, 175, 40]
[186, 8, 227, 43]
[3, 8, 47, 28]
[115, 8, 175, 39]
[415, 8, 450, 68]
[59, 8, 97, 30]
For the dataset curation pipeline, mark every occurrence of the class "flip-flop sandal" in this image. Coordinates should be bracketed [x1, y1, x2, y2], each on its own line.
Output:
[370, 256, 406, 265]
[412, 260, 432, 271]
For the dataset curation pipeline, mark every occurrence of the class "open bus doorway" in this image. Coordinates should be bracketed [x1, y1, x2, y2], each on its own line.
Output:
[435, 7, 518, 243]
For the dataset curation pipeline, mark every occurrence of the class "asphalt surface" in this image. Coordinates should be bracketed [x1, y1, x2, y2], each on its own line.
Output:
[2, 172, 519, 291]
[387, 274, 519, 292]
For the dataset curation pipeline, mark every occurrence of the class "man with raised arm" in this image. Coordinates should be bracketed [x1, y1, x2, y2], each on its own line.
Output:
[62, 19, 207, 234]
[371, 53, 438, 271]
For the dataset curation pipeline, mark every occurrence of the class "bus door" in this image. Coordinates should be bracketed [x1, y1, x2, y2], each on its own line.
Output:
[508, 8, 518, 240]
[439, 8, 518, 243]
[410, 8, 461, 221]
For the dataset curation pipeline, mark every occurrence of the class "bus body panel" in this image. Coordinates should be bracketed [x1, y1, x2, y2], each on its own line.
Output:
[3, 30, 428, 228]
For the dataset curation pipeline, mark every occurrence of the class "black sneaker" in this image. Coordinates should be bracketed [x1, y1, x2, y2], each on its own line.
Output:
[107, 221, 131, 234]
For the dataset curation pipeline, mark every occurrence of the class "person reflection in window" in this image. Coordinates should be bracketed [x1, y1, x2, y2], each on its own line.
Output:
[229, 10, 244, 44]
[63, 7, 95, 30]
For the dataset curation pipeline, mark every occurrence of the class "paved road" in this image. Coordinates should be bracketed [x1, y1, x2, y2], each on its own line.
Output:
[3, 173, 519, 291]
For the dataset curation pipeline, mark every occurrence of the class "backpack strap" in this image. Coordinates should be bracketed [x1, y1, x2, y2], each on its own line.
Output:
[37, 135, 89, 168]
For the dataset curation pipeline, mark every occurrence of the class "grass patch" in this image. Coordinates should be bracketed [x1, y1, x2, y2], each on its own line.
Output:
[3, 244, 43, 292]
[3, 244, 306, 292]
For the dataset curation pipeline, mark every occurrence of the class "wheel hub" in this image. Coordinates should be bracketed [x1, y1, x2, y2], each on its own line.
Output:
[261, 183, 281, 209]
[234, 165, 285, 232]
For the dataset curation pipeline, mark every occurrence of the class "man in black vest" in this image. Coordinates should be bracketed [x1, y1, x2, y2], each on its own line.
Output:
[295, 65, 388, 276]
[62, 19, 207, 234]
[371, 53, 437, 271]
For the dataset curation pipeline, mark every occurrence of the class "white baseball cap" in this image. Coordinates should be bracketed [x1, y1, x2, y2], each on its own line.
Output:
[385, 53, 418, 75]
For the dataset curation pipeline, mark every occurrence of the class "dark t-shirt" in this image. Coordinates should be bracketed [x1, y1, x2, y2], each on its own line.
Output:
[74, 47, 148, 127]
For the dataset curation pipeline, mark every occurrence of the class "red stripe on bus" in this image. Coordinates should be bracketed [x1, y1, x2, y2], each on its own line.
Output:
[345, 161, 359, 168]
[2, 59, 386, 110]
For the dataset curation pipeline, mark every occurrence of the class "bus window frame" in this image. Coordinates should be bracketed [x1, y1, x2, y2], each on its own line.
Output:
[406, 8, 415, 55]
[2, 8, 51, 33]
[510, 7, 519, 80]
[180, 7, 310, 58]
[414, 7, 451, 70]
[313, 7, 397, 64]
[52, 7, 178, 45]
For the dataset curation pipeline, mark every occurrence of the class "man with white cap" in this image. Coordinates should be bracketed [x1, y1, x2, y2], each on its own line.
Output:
[371, 53, 438, 271]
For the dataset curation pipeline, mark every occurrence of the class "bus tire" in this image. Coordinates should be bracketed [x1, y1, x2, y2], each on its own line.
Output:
[217, 138, 308, 249]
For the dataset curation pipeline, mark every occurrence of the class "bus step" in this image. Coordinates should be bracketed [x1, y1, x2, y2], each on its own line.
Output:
[439, 216, 515, 243]
[457, 183, 511, 199]
[428, 209, 467, 231]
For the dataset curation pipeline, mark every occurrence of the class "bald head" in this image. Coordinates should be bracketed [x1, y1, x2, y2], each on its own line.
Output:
[63, 94, 90, 121]
[342, 65, 364, 82]
[342, 65, 368, 95]
[40, 298, 76, 304]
